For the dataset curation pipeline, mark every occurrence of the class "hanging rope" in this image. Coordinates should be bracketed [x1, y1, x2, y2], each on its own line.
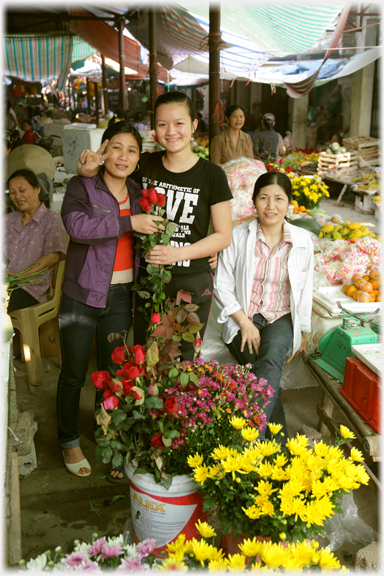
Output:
[199, 33, 227, 52]
[211, 100, 225, 124]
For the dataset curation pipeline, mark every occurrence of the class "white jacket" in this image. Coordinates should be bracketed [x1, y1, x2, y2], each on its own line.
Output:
[214, 219, 314, 356]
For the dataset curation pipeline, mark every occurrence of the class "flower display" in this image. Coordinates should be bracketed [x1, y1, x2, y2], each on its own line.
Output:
[189, 424, 370, 544]
[93, 352, 271, 487]
[290, 175, 330, 209]
[160, 523, 346, 572]
[18, 533, 156, 571]
[221, 157, 267, 222]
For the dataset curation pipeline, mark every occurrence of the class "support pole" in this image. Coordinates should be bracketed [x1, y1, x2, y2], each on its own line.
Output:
[94, 82, 99, 125]
[209, 6, 221, 151]
[86, 77, 91, 113]
[149, 9, 158, 129]
[118, 17, 127, 110]
[101, 54, 109, 115]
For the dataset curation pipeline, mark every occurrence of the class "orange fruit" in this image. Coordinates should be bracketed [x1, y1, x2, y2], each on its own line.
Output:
[357, 292, 371, 303]
[362, 275, 370, 281]
[342, 283, 350, 294]
[360, 282, 373, 293]
[369, 270, 380, 279]
[372, 289, 379, 296]
[371, 279, 379, 290]
[369, 294, 376, 302]
[346, 285, 357, 297]
[375, 294, 381, 302]
[355, 277, 367, 289]
[291, 200, 299, 208]
[353, 289, 363, 301]
[305, 208, 311, 213]
[351, 274, 362, 283]
[299, 206, 307, 212]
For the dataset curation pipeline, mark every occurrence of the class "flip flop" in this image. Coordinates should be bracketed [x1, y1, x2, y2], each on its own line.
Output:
[62, 451, 91, 477]
[107, 464, 127, 483]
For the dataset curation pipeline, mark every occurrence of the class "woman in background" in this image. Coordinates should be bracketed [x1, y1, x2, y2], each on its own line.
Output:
[253, 113, 285, 163]
[210, 104, 254, 166]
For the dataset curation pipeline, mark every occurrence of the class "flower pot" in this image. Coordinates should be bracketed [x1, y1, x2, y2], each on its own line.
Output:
[125, 460, 207, 559]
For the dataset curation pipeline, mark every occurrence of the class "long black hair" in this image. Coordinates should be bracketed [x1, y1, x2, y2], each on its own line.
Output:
[252, 171, 292, 205]
[8, 168, 40, 189]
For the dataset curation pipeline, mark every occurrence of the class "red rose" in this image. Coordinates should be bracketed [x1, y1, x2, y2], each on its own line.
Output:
[157, 193, 166, 208]
[138, 197, 152, 212]
[132, 344, 146, 365]
[164, 396, 177, 415]
[150, 433, 164, 449]
[103, 393, 120, 410]
[148, 188, 158, 204]
[111, 346, 127, 365]
[125, 364, 142, 380]
[279, 158, 284, 164]
[195, 338, 202, 348]
[150, 312, 161, 326]
[121, 379, 135, 396]
[92, 370, 111, 390]
[141, 189, 149, 198]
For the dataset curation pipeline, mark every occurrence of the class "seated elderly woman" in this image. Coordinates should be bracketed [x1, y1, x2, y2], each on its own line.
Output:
[5, 169, 67, 318]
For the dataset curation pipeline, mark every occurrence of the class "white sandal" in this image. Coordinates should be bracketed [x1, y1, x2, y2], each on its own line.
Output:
[62, 451, 91, 477]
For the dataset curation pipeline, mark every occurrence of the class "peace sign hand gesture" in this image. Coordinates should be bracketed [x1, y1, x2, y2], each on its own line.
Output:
[76, 140, 113, 177]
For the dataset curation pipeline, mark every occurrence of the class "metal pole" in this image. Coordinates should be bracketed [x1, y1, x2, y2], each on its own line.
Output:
[94, 82, 99, 125]
[101, 54, 109, 115]
[149, 9, 158, 129]
[209, 6, 221, 150]
[118, 17, 127, 109]
[86, 77, 91, 113]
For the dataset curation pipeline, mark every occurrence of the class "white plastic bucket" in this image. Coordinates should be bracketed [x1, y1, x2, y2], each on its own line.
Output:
[125, 460, 207, 558]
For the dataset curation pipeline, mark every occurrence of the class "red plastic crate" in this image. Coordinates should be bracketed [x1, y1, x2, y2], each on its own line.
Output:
[340, 357, 380, 433]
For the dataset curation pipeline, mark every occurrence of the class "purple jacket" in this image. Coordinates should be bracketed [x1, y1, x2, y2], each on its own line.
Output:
[61, 171, 142, 308]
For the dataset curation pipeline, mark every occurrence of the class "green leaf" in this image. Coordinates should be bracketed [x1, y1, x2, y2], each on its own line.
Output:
[163, 429, 180, 440]
[160, 475, 173, 490]
[182, 332, 195, 343]
[95, 445, 105, 463]
[112, 413, 127, 427]
[180, 372, 189, 387]
[132, 410, 146, 420]
[137, 291, 151, 299]
[95, 438, 110, 448]
[161, 233, 170, 244]
[111, 453, 123, 468]
[144, 397, 164, 410]
[111, 440, 124, 451]
[131, 284, 142, 291]
[102, 446, 113, 464]
[172, 335, 181, 341]
[165, 222, 176, 237]
[146, 264, 159, 276]
[134, 467, 148, 475]
[169, 368, 179, 378]
[189, 373, 199, 386]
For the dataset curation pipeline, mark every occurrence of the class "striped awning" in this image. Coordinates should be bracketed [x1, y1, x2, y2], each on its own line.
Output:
[3, 34, 74, 91]
[182, 2, 347, 56]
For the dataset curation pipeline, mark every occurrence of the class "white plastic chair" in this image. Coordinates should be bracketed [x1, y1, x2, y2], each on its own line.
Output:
[9, 260, 65, 394]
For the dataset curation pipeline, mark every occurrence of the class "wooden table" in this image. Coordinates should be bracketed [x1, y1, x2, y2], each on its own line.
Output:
[320, 173, 357, 205]
[304, 350, 381, 490]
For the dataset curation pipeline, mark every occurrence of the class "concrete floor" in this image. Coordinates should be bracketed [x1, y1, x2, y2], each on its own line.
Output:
[10, 188, 381, 570]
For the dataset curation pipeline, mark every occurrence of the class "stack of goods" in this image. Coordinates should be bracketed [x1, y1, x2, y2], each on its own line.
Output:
[314, 236, 381, 286]
[342, 136, 380, 168]
[317, 141, 359, 177]
[282, 148, 319, 172]
[351, 170, 380, 192]
[342, 270, 381, 303]
[221, 157, 266, 222]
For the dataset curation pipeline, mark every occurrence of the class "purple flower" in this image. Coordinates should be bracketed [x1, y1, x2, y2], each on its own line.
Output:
[266, 385, 275, 397]
[88, 537, 106, 557]
[117, 557, 144, 571]
[136, 539, 157, 558]
[101, 543, 123, 559]
[68, 560, 102, 572]
[62, 552, 89, 567]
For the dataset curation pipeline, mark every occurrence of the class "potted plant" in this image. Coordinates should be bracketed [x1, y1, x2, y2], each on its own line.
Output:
[189, 423, 370, 552]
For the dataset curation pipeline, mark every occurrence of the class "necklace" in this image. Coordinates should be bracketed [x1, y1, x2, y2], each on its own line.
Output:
[118, 188, 129, 205]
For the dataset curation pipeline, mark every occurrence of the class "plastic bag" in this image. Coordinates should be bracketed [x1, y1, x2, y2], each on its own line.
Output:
[322, 492, 378, 551]
[221, 156, 266, 222]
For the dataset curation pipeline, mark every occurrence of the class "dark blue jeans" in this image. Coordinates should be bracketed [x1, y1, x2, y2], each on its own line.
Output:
[226, 313, 293, 445]
[57, 283, 133, 449]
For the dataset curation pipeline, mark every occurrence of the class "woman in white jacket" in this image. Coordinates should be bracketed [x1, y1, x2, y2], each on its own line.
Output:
[214, 172, 314, 443]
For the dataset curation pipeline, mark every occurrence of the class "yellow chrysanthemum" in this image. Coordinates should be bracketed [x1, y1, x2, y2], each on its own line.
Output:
[208, 558, 229, 572]
[211, 445, 231, 461]
[166, 534, 186, 554]
[273, 454, 288, 468]
[227, 553, 247, 572]
[340, 425, 356, 440]
[267, 423, 283, 435]
[317, 548, 341, 570]
[238, 537, 263, 558]
[350, 447, 364, 462]
[241, 427, 259, 442]
[194, 464, 209, 484]
[207, 464, 223, 479]
[159, 557, 188, 571]
[286, 434, 309, 456]
[257, 479, 278, 497]
[242, 504, 262, 519]
[313, 440, 329, 458]
[195, 519, 216, 539]
[258, 541, 289, 569]
[230, 416, 246, 430]
[257, 440, 282, 457]
[256, 461, 274, 478]
[187, 453, 204, 468]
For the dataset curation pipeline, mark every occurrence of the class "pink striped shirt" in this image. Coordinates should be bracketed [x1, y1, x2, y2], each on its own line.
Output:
[248, 220, 293, 323]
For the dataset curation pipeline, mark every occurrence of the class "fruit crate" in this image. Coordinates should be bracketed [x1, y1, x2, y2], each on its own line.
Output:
[340, 356, 380, 433]
[317, 151, 359, 177]
[342, 136, 380, 168]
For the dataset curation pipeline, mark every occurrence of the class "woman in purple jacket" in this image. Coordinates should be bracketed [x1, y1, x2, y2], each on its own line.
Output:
[58, 122, 164, 478]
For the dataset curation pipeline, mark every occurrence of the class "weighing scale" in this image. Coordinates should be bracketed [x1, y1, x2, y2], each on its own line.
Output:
[313, 301, 379, 383]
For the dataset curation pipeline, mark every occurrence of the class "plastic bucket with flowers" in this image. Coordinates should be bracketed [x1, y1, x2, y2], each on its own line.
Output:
[126, 461, 208, 559]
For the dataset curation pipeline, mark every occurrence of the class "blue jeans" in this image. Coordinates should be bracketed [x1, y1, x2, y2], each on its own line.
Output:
[226, 313, 293, 445]
[57, 283, 133, 449]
